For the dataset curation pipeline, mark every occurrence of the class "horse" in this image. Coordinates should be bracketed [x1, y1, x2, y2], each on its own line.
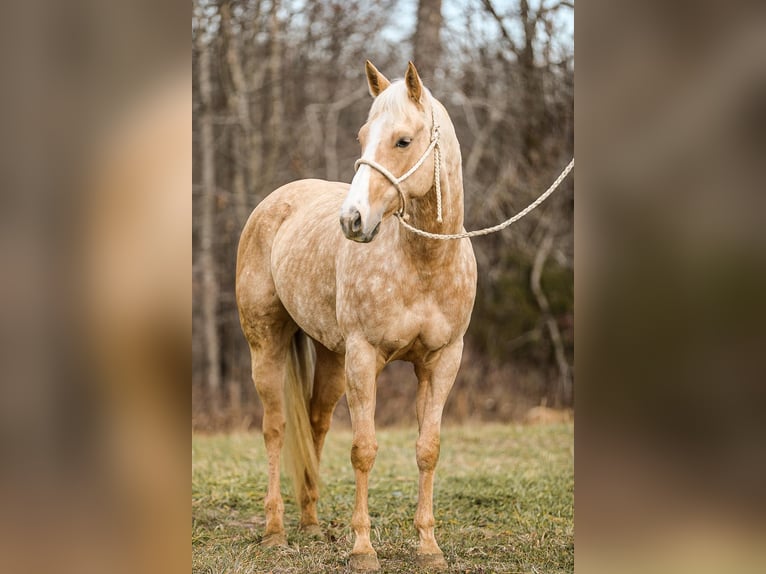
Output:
[236, 61, 477, 571]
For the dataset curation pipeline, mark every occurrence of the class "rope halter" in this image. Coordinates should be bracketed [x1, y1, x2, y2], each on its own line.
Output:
[353, 104, 443, 223]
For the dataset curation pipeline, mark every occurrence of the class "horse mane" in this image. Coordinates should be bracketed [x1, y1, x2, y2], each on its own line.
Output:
[368, 79, 434, 120]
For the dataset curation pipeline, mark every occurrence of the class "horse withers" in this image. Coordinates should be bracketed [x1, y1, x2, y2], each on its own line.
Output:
[236, 61, 477, 571]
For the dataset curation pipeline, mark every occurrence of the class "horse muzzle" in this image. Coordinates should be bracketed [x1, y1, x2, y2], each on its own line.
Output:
[340, 207, 381, 243]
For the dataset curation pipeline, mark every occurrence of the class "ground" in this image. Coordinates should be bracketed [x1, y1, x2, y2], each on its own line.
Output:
[192, 423, 573, 573]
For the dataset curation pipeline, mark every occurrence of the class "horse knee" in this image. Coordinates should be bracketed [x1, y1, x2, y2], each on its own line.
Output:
[416, 435, 440, 471]
[350, 438, 378, 472]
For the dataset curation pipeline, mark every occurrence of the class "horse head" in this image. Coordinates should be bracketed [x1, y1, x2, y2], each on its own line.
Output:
[340, 61, 440, 242]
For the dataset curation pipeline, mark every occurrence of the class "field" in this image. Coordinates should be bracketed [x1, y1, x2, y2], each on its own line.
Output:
[192, 423, 573, 573]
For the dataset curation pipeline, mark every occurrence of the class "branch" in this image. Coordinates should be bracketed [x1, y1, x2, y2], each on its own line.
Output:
[539, 0, 575, 15]
[324, 87, 368, 181]
[530, 232, 572, 406]
[479, 0, 520, 55]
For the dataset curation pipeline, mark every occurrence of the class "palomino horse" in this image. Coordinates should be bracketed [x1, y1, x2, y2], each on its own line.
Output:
[236, 61, 477, 571]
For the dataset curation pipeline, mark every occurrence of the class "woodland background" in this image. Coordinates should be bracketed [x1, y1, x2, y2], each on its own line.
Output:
[192, 0, 574, 430]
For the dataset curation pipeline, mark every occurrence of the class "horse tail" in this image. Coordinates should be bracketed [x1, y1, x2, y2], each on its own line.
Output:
[283, 330, 319, 506]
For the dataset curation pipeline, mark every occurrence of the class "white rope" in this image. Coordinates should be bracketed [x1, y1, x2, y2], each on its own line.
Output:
[395, 158, 574, 240]
[434, 141, 442, 222]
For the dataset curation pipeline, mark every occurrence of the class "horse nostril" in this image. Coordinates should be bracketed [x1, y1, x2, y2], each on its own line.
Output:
[350, 210, 362, 233]
[340, 207, 363, 237]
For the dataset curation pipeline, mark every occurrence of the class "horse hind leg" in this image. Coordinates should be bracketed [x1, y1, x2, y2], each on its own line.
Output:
[299, 343, 346, 534]
[245, 319, 296, 547]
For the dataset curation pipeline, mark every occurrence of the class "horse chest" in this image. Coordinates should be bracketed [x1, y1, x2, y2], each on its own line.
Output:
[410, 301, 454, 349]
[336, 226, 477, 357]
[341, 273, 468, 355]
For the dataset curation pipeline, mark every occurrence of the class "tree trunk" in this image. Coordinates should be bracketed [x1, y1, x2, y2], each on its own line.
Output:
[196, 25, 222, 415]
[413, 0, 443, 82]
[220, 0, 253, 225]
[264, 0, 284, 188]
[519, 0, 543, 167]
[531, 232, 572, 407]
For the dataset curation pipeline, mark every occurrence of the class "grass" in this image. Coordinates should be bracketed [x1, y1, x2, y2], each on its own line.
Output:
[192, 423, 573, 573]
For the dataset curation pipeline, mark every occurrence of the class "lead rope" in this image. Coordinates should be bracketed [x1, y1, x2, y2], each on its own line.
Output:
[353, 102, 574, 240]
[433, 130, 442, 223]
[395, 157, 574, 240]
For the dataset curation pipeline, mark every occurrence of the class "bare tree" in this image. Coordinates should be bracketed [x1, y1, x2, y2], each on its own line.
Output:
[413, 0, 443, 81]
[220, 0, 253, 225]
[191, 0, 574, 429]
[264, 0, 284, 187]
[531, 232, 572, 407]
[194, 3, 222, 415]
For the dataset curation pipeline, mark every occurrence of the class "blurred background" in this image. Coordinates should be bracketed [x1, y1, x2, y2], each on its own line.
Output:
[191, 0, 575, 431]
[577, 1, 766, 572]
[1, 0, 762, 572]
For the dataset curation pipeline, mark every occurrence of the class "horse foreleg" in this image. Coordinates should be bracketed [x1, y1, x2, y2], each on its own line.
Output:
[300, 344, 346, 533]
[413, 339, 464, 570]
[345, 338, 380, 571]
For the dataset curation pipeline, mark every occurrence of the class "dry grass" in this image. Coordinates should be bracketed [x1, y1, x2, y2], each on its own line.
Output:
[192, 423, 573, 573]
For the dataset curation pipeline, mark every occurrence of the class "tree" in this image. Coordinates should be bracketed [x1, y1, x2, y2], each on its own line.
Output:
[191, 0, 574, 429]
[413, 0, 443, 81]
[194, 1, 222, 416]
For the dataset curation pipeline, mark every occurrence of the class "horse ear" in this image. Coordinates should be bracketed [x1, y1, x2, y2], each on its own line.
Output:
[365, 60, 390, 98]
[405, 61, 423, 104]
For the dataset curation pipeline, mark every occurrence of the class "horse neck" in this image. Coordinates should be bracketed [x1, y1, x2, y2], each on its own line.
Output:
[400, 109, 465, 263]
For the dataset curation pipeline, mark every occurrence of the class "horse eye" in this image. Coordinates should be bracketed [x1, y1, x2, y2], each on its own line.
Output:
[396, 137, 412, 148]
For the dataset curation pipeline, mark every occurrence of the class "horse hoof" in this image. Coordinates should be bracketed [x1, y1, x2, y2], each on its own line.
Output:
[300, 523, 323, 539]
[416, 552, 447, 570]
[261, 532, 287, 547]
[349, 552, 380, 571]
